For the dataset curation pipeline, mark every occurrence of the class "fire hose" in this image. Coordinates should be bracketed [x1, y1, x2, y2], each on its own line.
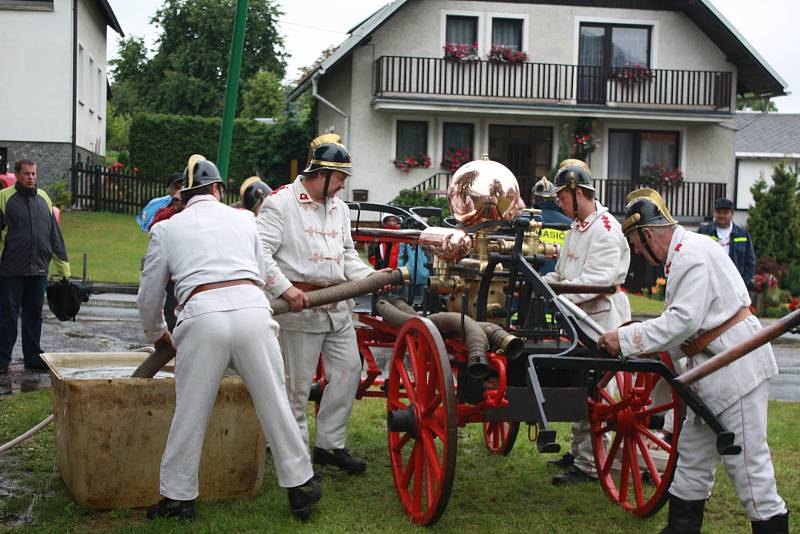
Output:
[131, 268, 409, 378]
[375, 296, 523, 379]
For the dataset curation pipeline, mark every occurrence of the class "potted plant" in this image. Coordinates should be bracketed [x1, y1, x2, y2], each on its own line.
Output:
[440, 148, 472, 173]
[443, 42, 479, 62]
[610, 63, 654, 83]
[640, 163, 685, 188]
[488, 45, 528, 64]
[394, 153, 431, 174]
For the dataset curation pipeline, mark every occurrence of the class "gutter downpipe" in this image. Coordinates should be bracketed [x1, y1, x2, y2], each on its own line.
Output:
[312, 72, 351, 198]
[70, 0, 78, 186]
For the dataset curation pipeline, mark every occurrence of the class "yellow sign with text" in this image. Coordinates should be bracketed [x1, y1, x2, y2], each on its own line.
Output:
[540, 227, 567, 245]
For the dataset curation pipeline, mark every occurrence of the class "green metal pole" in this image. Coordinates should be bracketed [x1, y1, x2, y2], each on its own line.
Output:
[217, 0, 249, 179]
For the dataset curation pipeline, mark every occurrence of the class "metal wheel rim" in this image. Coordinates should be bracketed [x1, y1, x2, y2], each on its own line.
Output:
[482, 421, 520, 456]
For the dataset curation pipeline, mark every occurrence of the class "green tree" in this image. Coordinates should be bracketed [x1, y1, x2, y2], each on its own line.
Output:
[747, 163, 800, 265]
[109, 0, 286, 117]
[241, 70, 286, 119]
[737, 93, 778, 112]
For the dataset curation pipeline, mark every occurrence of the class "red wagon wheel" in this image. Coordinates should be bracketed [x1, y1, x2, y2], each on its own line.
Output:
[589, 353, 682, 517]
[386, 317, 457, 526]
[482, 421, 520, 456]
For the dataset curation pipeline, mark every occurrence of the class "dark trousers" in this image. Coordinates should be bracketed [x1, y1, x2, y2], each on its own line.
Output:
[0, 276, 48, 367]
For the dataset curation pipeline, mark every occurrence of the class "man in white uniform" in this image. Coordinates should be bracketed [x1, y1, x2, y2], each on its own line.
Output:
[542, 159, 631, 485]
[138, 156, 320, 521]
[257, 135, 376, 473]
[598, 189, 788, 534]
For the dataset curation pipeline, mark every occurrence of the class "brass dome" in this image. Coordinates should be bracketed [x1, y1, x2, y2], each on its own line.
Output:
[447, 156, 525, 226]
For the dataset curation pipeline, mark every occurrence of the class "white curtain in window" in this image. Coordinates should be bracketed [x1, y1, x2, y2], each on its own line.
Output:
[611, 27, 648, 67]
[608, 131, 635, 181]
[639, 132, 677, 171]
[579, 26, 605, 67]
[446, 16, 478, 45]
[492, 18, 522, 51]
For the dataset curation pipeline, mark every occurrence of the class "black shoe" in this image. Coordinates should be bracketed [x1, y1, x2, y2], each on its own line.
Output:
[751, 511, 789, 534]
[551, 466, 596, 486]
[547, 452, 575, 469]
[146, 498, 196, 521]
[658, 495, 705, 534]
[313, 447, 366, 474]
[288, 477, 322, 519]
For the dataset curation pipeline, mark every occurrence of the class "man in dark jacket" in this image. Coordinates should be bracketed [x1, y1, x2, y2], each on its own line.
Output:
[697, 198, 755, 289]
[0, 160, 70, 373]
[531, 177, 572, 275]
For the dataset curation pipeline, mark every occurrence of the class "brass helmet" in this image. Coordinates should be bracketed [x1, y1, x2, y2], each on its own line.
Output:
[240, 176, 272, 213]
[622, 188, 677, 235]
[447, 155, 525, 226]
[181, 154, 224, 193]
[553, 159, 594, 193]
[303, 133, 352, 176]
[532, 176, 556, 199]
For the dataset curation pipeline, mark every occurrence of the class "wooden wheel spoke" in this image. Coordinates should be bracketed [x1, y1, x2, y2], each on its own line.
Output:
[639, 402, 675, 418]
[388, 397, 408, 411]
[422, 391, 442, 418]
[619, 440, 631, 505]
[602, 432, 623, 476]
[402, 440, 418, 487]
[392, 432, 412, 453]
[599, 387, 618, 404]
[421, 431, 444, 483]
[633, 423, 672, 453]
[628, 442, 645, 507]
[393, 358, 417, 404]
[426, 413, 446, 441]
[634, 434, 662, 487]
[412, 443, 423, 513]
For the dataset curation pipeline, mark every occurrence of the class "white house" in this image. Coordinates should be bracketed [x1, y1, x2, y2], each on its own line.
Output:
[0, 0, 123, 185]
[289, 0, 787, 227]
[734, 112, 800, 219]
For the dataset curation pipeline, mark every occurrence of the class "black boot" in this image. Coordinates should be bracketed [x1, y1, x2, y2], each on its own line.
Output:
[547, 452, 575, 469]
[313, 447, 366, 474]
[551, 466, 596, 486]
[146, 497, 196, 521]
[658, 495, 705, 534]
[752, 511, 789, 534]
[288, 477, 322, 519]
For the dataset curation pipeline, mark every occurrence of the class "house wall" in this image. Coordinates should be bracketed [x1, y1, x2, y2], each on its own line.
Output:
[325, 0, 740, 204]
[75, 0, 108, 156]
[735, 157, 800, 211]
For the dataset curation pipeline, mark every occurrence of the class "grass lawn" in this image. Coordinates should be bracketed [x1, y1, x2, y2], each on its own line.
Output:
[626, 293, 665, 317]
[1, 390, 797, 533]
[57, 211, 149, 284]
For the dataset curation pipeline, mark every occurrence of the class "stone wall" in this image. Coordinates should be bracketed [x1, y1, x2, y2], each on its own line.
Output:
[0, 141, 97, 188]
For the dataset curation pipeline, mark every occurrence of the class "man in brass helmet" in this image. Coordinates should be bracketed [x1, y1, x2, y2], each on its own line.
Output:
[257, 134, 379, 475]
[543, 159, 632, 485]
[138, 155, 320, 521]
[238, 176, 272, 216]
[531, 176, 571, 275]
[597, 189, 787, 534]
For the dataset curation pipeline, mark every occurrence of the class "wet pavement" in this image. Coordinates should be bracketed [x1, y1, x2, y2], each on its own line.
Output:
[1, 293, 799, 401]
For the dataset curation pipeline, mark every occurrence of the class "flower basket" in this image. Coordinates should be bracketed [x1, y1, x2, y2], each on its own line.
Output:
[609, 63, 654, 84]
[571, 133, 600, 160]
[488, 45, 528, 64]
[640, 164, 684, 189]
[394, 153, 431, 174]
[443, 42, 479, 62]
[440, 148, 472, 173]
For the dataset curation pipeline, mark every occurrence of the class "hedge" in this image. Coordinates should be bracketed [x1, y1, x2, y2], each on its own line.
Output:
[128, 113, 312, 188]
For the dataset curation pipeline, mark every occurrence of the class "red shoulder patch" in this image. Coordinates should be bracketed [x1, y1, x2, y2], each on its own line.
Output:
[270, 184, 288, 196]
[299, 192, 309, 200]
[601, 215, 612, 232]
[665, 262, 671, 276]
[674, 242, 682, 252]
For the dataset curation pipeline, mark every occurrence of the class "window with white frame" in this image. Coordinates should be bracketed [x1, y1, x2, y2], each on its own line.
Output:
[608, 130, 679, 181]
[442, 122, 474, 156]
[579, 23, 651, 69]
[96, 67, 103, 118]
[446, 15, 478, 47]
[88, 56, 95, 113]
[396, 121, 428, 159]
[491, 18, 523, 51]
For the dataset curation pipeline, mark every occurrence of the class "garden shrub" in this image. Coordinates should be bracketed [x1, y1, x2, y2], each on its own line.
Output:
[779, 263, 800, 297]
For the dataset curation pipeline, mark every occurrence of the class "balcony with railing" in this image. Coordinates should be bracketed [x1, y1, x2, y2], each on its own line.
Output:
[374, 56, 733, 112]
[411, 171, 725, 220]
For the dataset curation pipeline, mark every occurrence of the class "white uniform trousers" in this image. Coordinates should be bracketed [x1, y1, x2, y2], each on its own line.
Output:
[161, 307, 313, 501]
[278, 320, 361, 451]
[669, 380, 786, 520]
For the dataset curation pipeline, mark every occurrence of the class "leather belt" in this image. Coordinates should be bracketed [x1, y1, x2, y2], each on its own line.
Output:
[680, 307, 752, 357]
[184, 279, 258, 305]
[291, 281, 329, 292]
[586, 285, 621, 305]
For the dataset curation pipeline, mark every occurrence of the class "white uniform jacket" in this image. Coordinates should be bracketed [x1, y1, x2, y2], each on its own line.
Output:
[618, 226, 778, 415]
[256, 177, 374, 332]
[137, 195, 268, 342]
[543, 202, 631, 329]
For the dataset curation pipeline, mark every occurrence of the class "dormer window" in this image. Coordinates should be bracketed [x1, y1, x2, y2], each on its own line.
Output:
[492, 18, 523, 52]
[446, 15, 478, 47]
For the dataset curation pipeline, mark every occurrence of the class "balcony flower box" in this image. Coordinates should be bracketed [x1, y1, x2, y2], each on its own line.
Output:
[488, 45, 528, 64]
[394, 153, 431, 174]
[641, 163, 685, 188]
[610, 63, 654, 84]
[443, 42, 479, 62]
[440, 148, 472, 173]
